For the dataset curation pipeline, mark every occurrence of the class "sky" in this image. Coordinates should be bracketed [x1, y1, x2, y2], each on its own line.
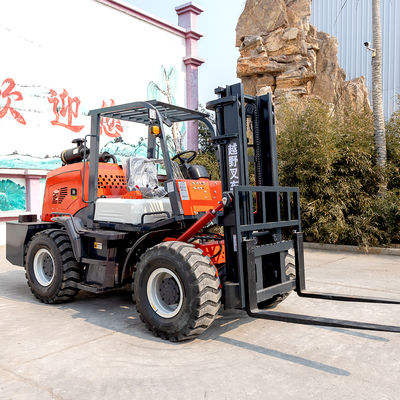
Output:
[125, 0, 246, 106]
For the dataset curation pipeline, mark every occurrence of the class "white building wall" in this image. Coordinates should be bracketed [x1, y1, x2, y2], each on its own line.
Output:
[0, 0, 187, 157]
[0, 0, 189, 243]
[311, 0, 400, 120]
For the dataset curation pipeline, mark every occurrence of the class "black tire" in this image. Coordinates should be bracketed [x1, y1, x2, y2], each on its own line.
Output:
[133, 241, 221, 341]
[258, 252, 296, 309]
[25, 229, 80, 303]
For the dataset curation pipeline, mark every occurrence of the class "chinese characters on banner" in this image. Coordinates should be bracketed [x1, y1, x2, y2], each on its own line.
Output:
[0, 77, 125, 139]
[100, 99, 123, 138]
[228, 142, 240, 190]
[48, 89, 84, 132]
[0, 78, 26, 125]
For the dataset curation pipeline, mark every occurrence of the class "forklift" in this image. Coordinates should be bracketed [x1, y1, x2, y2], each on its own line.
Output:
[6, 83, 400, 341]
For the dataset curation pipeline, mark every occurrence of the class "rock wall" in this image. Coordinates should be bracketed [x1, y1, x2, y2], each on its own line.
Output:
[236, 0, 370, 111]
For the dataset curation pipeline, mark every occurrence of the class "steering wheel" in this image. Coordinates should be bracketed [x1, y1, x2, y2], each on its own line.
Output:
[171, 150, 197, 165]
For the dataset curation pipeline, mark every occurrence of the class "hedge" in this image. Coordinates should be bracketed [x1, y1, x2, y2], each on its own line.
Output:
[197, 99, 400, 247]
[277, 99, 400, 247]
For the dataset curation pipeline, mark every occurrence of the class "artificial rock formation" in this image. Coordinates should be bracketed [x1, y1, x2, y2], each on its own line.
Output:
[236, 0, 370, 111]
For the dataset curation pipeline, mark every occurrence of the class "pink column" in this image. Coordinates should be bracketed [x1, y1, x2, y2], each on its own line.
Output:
[25, 175, 43, 215]
[175, 2, 204, 152]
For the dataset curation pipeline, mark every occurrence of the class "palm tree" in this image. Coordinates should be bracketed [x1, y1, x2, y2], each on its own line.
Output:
[372, 0, 387, 193]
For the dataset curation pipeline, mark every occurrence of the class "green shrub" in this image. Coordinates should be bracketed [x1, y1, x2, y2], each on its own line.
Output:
[386, 104, 400, 190]
[195, 98, 400, 247]
[277, 98, 400, 247]
[195, 113, 221, 181]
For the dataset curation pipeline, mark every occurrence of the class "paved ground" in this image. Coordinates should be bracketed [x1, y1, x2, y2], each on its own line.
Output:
[0, 246, 399, 400]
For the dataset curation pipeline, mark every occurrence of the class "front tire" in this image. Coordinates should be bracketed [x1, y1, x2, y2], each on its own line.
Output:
[133, 242, 221, 341]
[25, 229, 80, 303]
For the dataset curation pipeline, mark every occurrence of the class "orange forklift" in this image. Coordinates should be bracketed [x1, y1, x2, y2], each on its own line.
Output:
[6, 83, 400, 341]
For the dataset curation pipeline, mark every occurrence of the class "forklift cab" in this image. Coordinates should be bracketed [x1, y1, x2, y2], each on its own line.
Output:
[84, 100, 222, 224]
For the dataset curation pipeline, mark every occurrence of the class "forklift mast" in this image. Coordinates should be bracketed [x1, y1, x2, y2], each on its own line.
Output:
[207, 83, 299, 309]
[208, 83, 400, 332]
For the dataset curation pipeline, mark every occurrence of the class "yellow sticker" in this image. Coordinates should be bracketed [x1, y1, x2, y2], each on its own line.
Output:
[94, 242, 103, 250]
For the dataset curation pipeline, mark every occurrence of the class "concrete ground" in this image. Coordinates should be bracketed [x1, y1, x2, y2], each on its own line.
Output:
[0, 246, 399, 400]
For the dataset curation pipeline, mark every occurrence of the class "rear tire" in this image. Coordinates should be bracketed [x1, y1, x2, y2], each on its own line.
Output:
[133, 241, 221, 341]
[25, 229, 80, 303]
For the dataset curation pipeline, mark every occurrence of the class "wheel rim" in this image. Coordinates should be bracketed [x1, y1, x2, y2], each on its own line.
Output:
[147, 268, 183, 318]
[33, 248, 55, 287]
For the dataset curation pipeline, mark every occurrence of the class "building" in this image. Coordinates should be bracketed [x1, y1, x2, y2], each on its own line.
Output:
[0, 0, 204, 242]
[311, 0, 400, 120]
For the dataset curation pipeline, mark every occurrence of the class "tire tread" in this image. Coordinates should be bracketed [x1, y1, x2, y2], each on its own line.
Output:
[25, 229, 80, 304]
[134, 241, 221, 342]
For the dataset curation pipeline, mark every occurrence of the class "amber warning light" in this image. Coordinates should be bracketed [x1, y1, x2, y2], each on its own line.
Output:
[149, 125, 160, 135]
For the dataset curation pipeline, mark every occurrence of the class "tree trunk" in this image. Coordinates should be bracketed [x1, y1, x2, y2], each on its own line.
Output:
[372, 0, 387, 193]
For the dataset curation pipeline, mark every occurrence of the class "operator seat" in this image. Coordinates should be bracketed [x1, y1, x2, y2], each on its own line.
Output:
[172, 150, 210, 180]
[181, 163, 210, 180]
